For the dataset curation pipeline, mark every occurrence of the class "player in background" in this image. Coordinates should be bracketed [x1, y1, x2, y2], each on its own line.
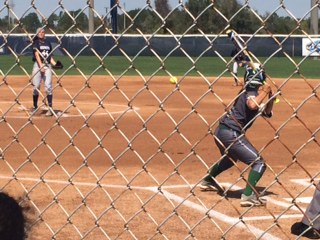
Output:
[199, 62, 275, 207]
[291, 182, 320, 239]
[230, 47, 250, 86]
[31, 27, 57, 117]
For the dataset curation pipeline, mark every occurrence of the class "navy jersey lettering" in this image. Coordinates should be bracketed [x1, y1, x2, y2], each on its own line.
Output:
[32, 39, 52, 63]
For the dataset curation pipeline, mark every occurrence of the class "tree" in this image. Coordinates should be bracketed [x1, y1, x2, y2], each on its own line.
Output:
[57, 10, 88, 33]
[47, 13, 59, 30]
[0, 2, 312, 35]
[184, 0, 261, 34]
[20, 12, 41, 33]
[170, 11, 187, 34]
[0, 17, 8, 32]
[184, 0, 209, 33]
[216, 0, 260, 33]
[155, 0, 173, 33]
[155, 0, 171, 18]
[124, 9, 162, 34]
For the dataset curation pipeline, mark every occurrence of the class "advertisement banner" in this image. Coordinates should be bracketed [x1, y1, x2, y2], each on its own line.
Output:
[302, 38, 320, 56]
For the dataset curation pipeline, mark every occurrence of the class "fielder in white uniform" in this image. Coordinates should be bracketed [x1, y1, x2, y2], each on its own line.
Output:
[291, 182, 320, 239]
[32, 27, 57, 116]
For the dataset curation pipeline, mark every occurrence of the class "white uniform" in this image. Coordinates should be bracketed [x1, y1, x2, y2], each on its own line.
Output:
[32, 37, 53, 111]
[32, 63, 52, 96]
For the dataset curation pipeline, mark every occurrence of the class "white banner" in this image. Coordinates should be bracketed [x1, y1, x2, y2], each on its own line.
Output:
[302, 38, 320, 56]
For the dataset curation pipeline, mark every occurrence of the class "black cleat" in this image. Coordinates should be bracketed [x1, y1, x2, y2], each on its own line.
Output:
[291, 222, 320, 239]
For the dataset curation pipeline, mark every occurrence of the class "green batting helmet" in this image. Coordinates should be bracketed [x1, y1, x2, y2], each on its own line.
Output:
[244, 63, 266, 89]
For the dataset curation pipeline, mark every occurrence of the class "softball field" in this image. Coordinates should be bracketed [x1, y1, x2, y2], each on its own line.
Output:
[0, 75, 319, 239]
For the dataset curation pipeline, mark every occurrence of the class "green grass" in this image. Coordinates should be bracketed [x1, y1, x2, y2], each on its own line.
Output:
[0, 55, 319, 78]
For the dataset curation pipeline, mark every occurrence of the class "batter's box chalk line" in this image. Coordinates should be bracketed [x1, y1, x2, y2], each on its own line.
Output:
[9, 102, 139, 118]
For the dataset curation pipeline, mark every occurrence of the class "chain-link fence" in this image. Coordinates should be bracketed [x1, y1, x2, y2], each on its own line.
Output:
[0, 1, 320, 239]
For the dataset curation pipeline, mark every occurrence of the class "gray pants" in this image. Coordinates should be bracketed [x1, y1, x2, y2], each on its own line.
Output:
[32, 62, 52, 96]
[214, 125, 266, 174]
[302, 182, 320, 230]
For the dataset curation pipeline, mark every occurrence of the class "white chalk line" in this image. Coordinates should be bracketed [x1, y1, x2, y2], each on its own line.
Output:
[221, 183, 307, 213]
[0, 101, 139, 118]
[291, 178, 320, 187]
[149, 188, 281, 240]
[0, 175, 312, 212]
[0, 175, 280, 240]
[282, 178, 320, 204]
[0, 175, 308, 214]
[0, 175, 309, 239]
[284, 197, 312, 204]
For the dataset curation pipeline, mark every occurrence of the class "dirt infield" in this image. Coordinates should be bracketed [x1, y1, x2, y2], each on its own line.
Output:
[0, 75, 319, 239]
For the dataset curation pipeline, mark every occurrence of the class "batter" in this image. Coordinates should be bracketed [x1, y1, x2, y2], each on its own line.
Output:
[200, 62, 275, 207]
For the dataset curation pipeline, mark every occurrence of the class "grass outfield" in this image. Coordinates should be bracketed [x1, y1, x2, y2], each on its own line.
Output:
[0, 55, 319, 78]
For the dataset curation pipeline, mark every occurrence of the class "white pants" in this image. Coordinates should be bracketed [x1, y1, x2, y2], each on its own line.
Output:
[233, 61, 239, 74]
[32, 62, 52, 96]
[302, 182, 320, 230]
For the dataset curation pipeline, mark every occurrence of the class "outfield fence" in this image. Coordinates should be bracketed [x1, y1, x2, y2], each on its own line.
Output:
[0, 1, 320, 240]
[0, 34, 309, 57]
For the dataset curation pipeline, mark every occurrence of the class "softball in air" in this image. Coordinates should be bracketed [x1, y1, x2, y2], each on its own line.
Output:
[169, 76, 178, 84]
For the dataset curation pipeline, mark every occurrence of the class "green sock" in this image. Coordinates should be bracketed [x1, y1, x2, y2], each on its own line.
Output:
[243, 170, 262, 196]
[204, 164, 222, 181]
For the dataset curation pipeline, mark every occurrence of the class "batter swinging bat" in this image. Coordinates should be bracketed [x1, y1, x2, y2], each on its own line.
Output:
[226, 29, 280, 103]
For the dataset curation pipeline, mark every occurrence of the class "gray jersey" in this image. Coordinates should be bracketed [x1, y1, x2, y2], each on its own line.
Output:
[220, 90, 258, 132]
